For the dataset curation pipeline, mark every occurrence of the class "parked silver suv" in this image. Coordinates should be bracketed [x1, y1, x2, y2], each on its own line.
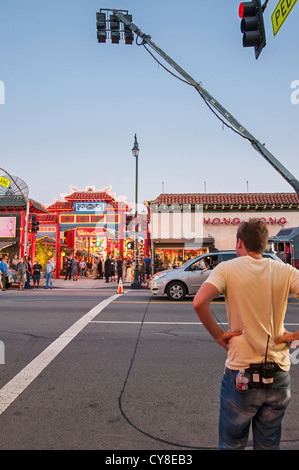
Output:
[149, 251, 282, 301]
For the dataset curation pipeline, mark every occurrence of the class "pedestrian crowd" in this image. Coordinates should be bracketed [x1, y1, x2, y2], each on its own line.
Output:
[63, 254, 152, 285]
[0, 253, 152, 290]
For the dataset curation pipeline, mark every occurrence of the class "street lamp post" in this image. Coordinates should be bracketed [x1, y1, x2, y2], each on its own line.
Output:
[131, 134, 141, 289]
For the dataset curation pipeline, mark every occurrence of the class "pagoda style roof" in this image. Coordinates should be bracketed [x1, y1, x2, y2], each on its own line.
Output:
[146, 192, 299, 210]
[47, 185, 130, 212]
[38, 214, 58, 223]
[0, 195, 49, 213]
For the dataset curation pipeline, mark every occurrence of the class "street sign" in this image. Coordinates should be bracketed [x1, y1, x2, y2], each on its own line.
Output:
[0, 176, 10, 188]
[271, 0, 297, 36]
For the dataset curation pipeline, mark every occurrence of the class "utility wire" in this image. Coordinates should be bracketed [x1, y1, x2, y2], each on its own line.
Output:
[139, 42, 256, 144]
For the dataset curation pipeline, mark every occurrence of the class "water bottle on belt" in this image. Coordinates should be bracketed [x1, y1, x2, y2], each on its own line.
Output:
[236, 369, 250, 390]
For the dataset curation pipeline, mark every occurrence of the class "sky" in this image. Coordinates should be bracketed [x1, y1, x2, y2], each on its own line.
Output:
[0, 0, 298, 209]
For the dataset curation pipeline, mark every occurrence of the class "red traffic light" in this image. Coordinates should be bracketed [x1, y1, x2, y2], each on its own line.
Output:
[239, 3, 244, 17]
[239, 2, 257, 18]
[238, 0, 266, 59]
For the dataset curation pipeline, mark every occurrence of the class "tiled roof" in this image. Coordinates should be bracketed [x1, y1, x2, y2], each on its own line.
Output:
[47, 201, 74, 211]
[47, 187, 129, 211]
[0, 195, 49, 213]
[64, 191, 116, 202]
[147, 193, 299, 209]
[47, 199, 127, 212]
[38, 214, 57, 223]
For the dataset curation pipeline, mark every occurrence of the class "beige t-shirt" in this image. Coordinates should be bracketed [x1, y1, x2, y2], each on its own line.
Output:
[205, 256, 299, 371]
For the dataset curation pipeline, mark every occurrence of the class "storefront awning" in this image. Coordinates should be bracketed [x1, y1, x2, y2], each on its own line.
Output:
[0, 240, 17, 251]
[153, 237, 215, 249]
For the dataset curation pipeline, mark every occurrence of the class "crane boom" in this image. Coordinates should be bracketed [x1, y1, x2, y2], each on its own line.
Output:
[113, 10, 299, 195]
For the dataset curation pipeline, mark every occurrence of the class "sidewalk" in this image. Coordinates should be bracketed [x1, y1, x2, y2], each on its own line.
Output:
[37, 276, 149, 290]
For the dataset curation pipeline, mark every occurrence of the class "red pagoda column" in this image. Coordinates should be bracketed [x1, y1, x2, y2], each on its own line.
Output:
[119, 208, 124, 258]
[55, 216, 60, 279]
[144, 219, 149, 255]
[30, 232, 36, 264]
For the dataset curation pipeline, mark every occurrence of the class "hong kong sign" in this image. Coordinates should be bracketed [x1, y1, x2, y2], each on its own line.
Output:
[203, 217, 287, 225]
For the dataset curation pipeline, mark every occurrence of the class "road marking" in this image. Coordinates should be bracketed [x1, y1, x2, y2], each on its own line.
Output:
[91, 321, 299, 326]
[0, 293, 122, 416]
[112, 301, 193, 304]
[91, 321, 212, 325]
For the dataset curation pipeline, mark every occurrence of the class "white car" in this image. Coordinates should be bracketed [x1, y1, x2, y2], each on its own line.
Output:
[149, 251, 282, 301]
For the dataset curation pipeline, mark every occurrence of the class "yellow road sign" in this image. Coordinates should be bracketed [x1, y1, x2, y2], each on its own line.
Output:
[272, 0, 297, 36]
[0, 176, 10, 188]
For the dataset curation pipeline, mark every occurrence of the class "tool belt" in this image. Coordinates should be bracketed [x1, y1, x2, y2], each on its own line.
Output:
[245, 362, 282, 389]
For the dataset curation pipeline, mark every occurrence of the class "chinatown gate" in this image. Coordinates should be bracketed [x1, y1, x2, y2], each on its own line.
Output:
[38, 186, 149, 279]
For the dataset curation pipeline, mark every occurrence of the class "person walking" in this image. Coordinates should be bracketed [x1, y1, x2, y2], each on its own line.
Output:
[11, 254, 19, 270]
[79, 258, 86, 278]
[24, 256, 32, 289]
[45, 258, 54, 289]
[125, 257, 132, 283]
[116, 256, 123, 283]
[0, 256, 8, 291]
[104, 256, 111, 283]
[139, 257, 146, 283]
[32, 259, 43, 288]
[97, 258, 103, 279]
[92, 258, 98, 278]
[193, 218, 299, 450]
[144, 253, 152, 280]
[110, 258, 116, 281]
[16, 258, 27, 291]
[64, 254, 73, 280]
[71, 256, 79, 281]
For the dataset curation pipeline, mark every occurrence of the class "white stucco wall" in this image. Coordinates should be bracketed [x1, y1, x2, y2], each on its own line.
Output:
[150, 207, 299, 250]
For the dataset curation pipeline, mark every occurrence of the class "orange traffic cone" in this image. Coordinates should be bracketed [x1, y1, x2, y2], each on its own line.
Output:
[117, 278, 124, 294]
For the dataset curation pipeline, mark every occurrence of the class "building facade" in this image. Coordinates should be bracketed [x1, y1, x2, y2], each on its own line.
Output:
[145, 192, 299, 269]
[42, 186, 148, 277]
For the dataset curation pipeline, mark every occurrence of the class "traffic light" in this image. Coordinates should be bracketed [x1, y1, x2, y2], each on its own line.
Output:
[31, 214, 39, 233]
[96, 12, 107, 43]
[109, 14, 121, 44]
[239, 0, 266, 59]
[125, 214, 133, 232]
[124, 14, 134, 44]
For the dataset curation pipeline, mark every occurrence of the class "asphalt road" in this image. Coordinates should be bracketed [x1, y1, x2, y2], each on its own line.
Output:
[0, 286, 299, 452]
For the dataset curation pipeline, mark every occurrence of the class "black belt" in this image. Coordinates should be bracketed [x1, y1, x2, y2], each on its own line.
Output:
[244, 363, 282, 374]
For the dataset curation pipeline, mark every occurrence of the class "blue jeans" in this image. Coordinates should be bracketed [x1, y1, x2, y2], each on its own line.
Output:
[46, 273, 52, 288]
[218, 367, 291, 450]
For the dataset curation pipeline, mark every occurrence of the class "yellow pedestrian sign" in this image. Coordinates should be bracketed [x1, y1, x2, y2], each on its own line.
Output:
[0, 176, 10, 188]
[272, 0, 297, 36]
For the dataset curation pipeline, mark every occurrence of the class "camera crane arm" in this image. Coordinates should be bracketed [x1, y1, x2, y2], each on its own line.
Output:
[113, 10, 299, 196]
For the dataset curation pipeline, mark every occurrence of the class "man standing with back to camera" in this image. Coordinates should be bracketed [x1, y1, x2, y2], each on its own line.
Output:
[193, 218, 299, 450]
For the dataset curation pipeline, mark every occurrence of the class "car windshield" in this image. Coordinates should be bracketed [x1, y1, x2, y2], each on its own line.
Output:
[185, 255, 218, 271]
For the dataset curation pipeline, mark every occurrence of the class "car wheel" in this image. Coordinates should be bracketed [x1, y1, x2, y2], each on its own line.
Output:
[166, 281, 187, 301]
